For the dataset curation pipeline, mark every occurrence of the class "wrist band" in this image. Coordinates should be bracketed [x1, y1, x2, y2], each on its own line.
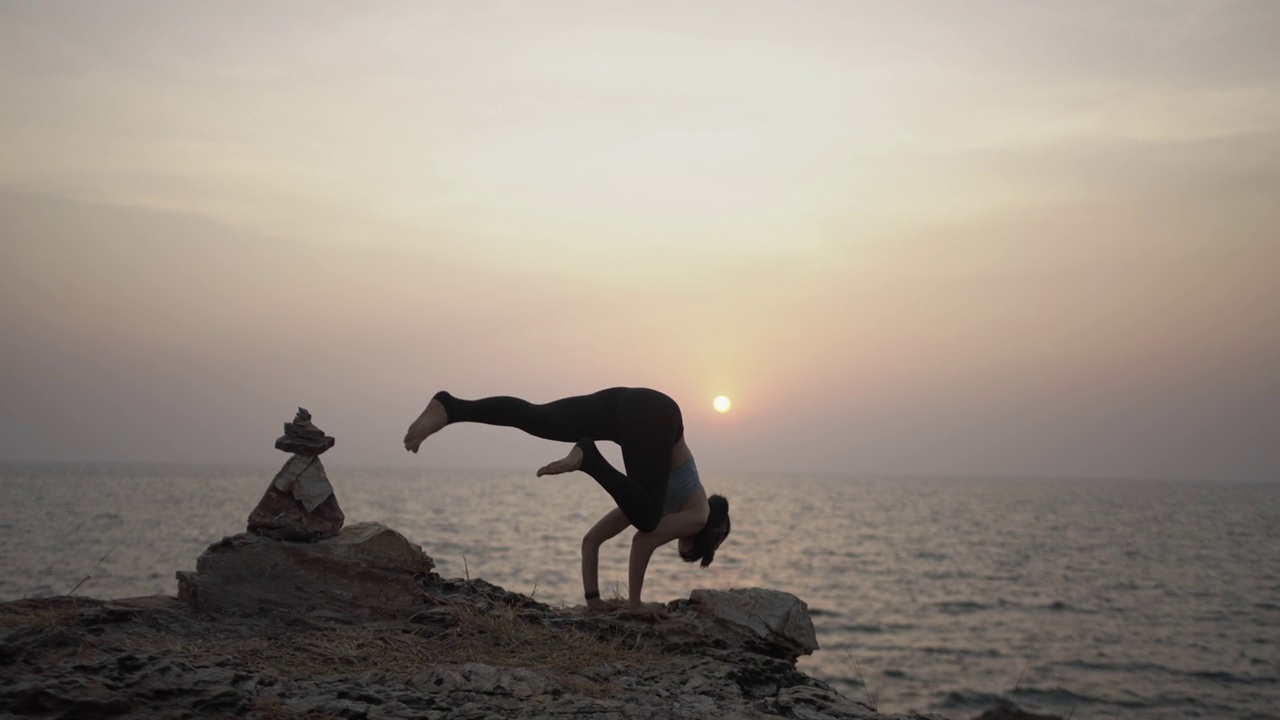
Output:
[584, 590, 600, 601]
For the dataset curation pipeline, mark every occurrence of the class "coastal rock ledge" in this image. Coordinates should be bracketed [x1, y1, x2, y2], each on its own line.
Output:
[1, 523, 945, 720]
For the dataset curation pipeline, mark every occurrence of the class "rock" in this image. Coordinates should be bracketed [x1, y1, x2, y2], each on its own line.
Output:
[274, 435, 336, 454]
[0, 625, 81, 663]
[251, 407, 344, 539]
[689, 587, 820, 659]
[971, 703, 1066, 720]
[775, 685, 882, 719]
[5, 571, 903, 720]
[247, 454, 344, 540]
[177, 522, 435, 618]
[270, 454, 336, 513]
[284, 407, 325, 437]
[274, 407, 336, 455]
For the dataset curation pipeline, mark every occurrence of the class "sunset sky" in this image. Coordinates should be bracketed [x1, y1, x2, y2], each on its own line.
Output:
[2, 1, 1277, 481]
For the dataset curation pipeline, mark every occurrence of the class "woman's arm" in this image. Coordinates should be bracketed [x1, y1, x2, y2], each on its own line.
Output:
[626, 508, 708, 618]
[581, 508, 630, 611]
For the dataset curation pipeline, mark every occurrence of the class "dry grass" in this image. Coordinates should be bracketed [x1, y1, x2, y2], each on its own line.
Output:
[843, 650, 879, 711]
[243, 626, 437, 679]
[0, 597, 94, 630]
[441, 601, 655, 672]
[250, 601, 667, 682]
[49, 595, 674, 693]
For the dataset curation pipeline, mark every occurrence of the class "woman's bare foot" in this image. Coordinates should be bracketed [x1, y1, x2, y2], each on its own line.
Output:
[536, 445, 583, 476]
[585, 597, 625, 614]
[403, 398, 448, 453]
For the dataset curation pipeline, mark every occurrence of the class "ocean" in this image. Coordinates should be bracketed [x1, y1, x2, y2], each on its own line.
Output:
[1, 463, 1276, 719]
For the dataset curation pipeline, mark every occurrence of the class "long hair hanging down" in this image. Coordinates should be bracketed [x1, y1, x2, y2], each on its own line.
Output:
[680, 494, 731, 568]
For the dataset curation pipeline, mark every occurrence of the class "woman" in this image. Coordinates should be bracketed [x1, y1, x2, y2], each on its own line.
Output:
[403, 387, 731, 620]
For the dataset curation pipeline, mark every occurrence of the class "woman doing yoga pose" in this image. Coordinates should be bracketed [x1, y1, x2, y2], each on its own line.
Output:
[403, 387, 731, 620]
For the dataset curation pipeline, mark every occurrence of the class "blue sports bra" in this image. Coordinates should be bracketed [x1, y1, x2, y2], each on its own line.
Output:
[663, 456, 703, 514]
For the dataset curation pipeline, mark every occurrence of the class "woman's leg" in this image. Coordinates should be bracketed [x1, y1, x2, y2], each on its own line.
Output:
[431, 389, 621, 442]
[410, 387, 682, 532]
[406, 389, 619, 453]
[576, 388, 683, 533]
[575, 440, 664, 532]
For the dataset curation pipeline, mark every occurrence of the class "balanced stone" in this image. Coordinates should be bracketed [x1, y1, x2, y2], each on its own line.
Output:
[250, 407, 344, 540]
[275, 407, 336, 455]
[247, 455, 345, 540]
[284, 407, 325, 438]
[284, 422, 324, 439]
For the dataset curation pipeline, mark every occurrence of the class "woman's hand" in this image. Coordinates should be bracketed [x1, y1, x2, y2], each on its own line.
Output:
[627, 602, 671, 622]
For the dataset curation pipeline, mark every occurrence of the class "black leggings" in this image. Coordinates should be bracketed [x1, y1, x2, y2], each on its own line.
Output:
[432, 387, 683, 532]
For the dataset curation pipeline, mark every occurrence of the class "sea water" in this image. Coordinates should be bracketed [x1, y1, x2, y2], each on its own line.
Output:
[1, 463, 1276, 719]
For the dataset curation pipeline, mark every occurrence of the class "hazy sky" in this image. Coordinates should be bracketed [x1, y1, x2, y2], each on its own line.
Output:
[1, 1, 1277, 481]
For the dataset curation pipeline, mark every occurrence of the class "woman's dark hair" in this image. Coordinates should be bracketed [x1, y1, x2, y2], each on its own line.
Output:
[680, 494, 730, 568]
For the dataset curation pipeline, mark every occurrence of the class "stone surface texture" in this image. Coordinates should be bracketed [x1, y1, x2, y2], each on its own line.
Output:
[689, 587, 821, 660]
[269, 454, 336, 513]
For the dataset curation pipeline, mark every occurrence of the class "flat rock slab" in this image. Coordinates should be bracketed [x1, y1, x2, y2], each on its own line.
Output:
[274, 434, 336, 455]
[179, 522, 434, 619]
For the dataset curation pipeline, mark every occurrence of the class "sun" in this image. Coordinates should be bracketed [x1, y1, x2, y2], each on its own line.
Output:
[712, 395, 732, 413]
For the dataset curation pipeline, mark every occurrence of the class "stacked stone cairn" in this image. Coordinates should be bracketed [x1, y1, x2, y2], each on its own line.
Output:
[246, 408, 344, 541]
